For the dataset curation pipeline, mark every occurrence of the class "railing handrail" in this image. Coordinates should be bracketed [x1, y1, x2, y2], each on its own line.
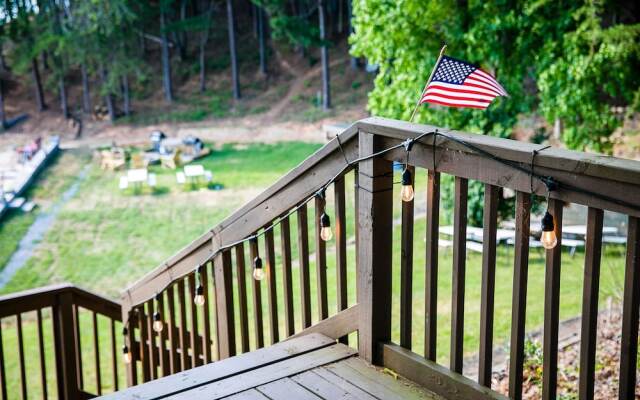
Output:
[120, 117, 640, 316]
[0, 282, 121, 319]
[120, 123, 360, 312]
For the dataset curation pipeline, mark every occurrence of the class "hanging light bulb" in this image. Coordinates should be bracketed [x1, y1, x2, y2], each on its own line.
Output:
[153, 312, 163, 332]
[253, 256, 265, 280]
[540, 210, 557, 249]
[194, 284, 205, 306]
[122, 345, 132, 364]
[401, 168, 414, 202]
[320, 212, 333, 241]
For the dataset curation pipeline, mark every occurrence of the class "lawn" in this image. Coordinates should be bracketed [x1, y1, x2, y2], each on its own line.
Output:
[0, 143, 630, 398]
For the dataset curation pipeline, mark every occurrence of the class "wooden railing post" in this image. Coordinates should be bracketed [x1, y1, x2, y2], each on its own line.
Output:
[53, 290, 81, 399]
[356, 131, 394, 364]
[214, 250, 236, 359]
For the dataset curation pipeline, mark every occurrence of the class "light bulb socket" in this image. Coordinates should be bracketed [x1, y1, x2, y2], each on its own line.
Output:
[196, 285, 204, 295]
[153, 312, 161, 321]
[401, 169, 412, 185]
[254, 256, 263, 269]
[122, 345, 129, 354]
[541, 211, 555, 232]
[122, 327, 128, 336]
[320, 213, 331, 228]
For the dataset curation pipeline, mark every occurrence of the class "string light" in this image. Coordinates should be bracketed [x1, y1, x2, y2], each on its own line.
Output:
[540, 210, 557, 249]
[400, 168, 414, 202]
[122, 345, 132, 364]
[152, 295, 163, 332]
[127, 128, 640, 314]
[253, 256, 264, 280]
[320, 212, 332, 241]
[194, 266, 206, 306]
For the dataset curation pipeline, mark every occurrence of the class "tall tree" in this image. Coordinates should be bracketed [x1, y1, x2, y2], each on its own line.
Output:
[160, 0, 174, 102]
[258, 6, 267, 75]
[198, 0, 215, 92]
[318, 0, 330, 110]
[81, 63, 91, 113]
[31, 58, 47, 111]
[226, 0, 240, 99]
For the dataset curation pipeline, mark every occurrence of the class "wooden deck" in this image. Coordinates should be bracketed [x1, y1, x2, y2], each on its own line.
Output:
[99, 333, 439, 400]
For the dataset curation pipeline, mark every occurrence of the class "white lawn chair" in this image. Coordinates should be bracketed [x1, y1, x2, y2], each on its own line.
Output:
[119, 176, 129, 190]
[176, 171, 186, 184]
[148, 173, 157, 187]
[204, 170, 213, 182]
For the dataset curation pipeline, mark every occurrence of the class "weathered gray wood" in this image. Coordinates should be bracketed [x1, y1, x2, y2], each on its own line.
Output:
[400, 166, 415, 350]
[425, 170, 440, 361]
[315, 196, 329, 321]
[280, 217, 295, 337]
[509, 192, 531, 400]
[225, 389, 270, 399]
[619, 216, 640, 400]
[160, 344, 356, 399]
[295, 369, 377, 400]
[382, 343, 509, 400]
[98, 334, 336, 400]
[287, 305, 359, 341]
[578, 207, 603, 400]
[542, 199, 563, 400]
[334, 177, 348, 345]
[450, 176, 468, 373]
[325, 357, 434, 400]
[357, 132, 394, 364]
[478, 184, 498, 388]
[235, 244, 250, 353]
[214, 251, 236, 359]
[257, 377, 321, 400]
[298, 205, 312, 329]
[264, 228, 279, 344]
[249, 238, 264, 349]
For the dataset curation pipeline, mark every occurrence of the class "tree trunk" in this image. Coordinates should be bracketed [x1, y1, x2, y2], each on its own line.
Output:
[59, 75, 69, 118]
[178, 0, 188, 61]
[347, 0, 358, 69]
[258, 6, 267, 75]
[42, 51, 49, 71]
[318, 0, 331, 110]
[0, 78, 6, 129]
[0, 44, 8, 71]
[252, 3, 258, 39]
[100, 65, 116, 122]
[121, 75, 130, 116]
[81, 63, 91, 113]
[226, 0, 240, 100]
[160, 7, 174, 102]
[31, 58, 47, 111]
[199, 0, 214, 93]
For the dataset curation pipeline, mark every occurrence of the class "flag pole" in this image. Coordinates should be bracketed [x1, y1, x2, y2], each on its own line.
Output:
[409, 44, 447, 122]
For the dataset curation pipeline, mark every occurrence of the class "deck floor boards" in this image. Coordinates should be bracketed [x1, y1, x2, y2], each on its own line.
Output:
[98, 334, 440, 400]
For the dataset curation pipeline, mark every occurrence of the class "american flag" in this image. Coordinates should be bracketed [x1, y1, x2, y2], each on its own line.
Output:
[421, 56, 508, 109]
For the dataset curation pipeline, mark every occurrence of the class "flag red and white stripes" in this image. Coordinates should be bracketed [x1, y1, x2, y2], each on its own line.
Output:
[420, 56, 507, 110]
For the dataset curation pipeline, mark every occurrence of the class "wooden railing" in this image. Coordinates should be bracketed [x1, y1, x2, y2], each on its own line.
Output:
[0, 283, 124, 399]
[116, 117, 640, 399]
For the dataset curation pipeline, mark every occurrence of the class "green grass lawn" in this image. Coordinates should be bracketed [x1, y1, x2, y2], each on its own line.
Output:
[0, 143, 630, 398]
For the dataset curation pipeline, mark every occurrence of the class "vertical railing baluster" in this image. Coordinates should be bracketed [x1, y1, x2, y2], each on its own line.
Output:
[54, 292, 81, 398]
[156, 292, 169, 376]
[578, 207, 604, 400]
[334, 176, 348, 345]
[138, 305, 151, 381]
[166, 285, 178, 374]
[450, 176, 468, 373]
[201, 263, 213, 364]
[187, 273, 200, 367]
[110, 319, 118, 391]
[0, 320, 7, 399]
[315, 196, 329, 321]
[619, 216, 640, 400]
[249, 238, 264, 349]
[357, 132, 394, 364]
[214, 250, 236, 359]
[36, 308, 48, 399]
[478, 184, 498, 387]
[125, 311, 137, 386]
[509, 191, 531, 400]
[17, 313, 27, 399]
[92, 311, 102, 394]
[73, 304, 84, 389]
[146, 300, 157, 379]
[235, 244, 250, 353]
[265, 227, 279, 344]
[542, 199, 563, 400]
[280, 217, 295, 337]
[400, 166, 414, 350]
[424, 170, 440, 361]
[297, 205, 312, 329]
[177, 279, 190, 371]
